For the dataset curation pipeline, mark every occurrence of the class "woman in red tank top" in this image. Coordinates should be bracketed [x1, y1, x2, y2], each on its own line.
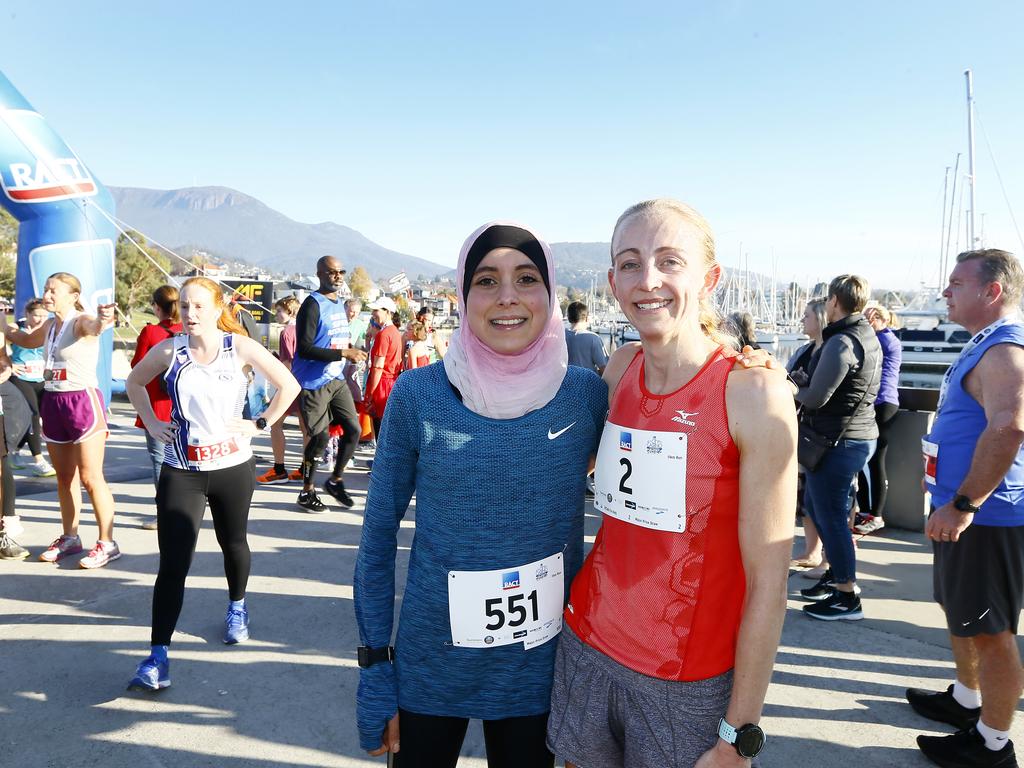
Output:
[547, 200, 798, 768]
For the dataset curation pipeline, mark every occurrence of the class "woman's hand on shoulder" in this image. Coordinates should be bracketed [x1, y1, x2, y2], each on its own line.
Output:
[733, 345, 782, 371]
[726, 364, 796, 443]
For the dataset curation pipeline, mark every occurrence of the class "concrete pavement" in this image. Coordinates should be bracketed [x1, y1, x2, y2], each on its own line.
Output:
[1, 401, 1021, 766]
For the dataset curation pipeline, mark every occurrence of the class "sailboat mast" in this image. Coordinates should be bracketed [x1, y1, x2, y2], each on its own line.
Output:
[965, 69, 977, 249]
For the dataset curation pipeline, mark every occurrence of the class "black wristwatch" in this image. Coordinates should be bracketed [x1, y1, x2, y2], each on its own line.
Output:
[953, 494, 981, 514]
[254, 417, 268, 432]
[718, 718, 766, 758]
[357, 645, 394, 668]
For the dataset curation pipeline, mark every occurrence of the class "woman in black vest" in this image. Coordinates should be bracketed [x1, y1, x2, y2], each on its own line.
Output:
[794, 275, 881, 621]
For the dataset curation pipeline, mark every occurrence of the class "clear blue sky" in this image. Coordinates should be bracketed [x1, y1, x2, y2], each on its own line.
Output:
[3, 1, 1023, 290]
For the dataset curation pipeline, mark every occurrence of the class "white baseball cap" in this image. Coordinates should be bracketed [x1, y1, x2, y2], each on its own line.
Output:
[369, 296, 398, 313]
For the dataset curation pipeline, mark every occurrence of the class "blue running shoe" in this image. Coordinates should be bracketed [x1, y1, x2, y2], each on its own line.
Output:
[224, 604, 249, 644]
[127, 655, 170, 691]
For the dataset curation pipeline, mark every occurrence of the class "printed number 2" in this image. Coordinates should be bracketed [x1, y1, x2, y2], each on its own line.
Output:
[484, 590, 540, 631]
[619, 458, 633, 495]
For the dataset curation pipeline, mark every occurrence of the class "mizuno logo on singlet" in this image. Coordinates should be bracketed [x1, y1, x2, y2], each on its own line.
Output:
[548, 423, 576, 440]
[671, 410, 699, 427]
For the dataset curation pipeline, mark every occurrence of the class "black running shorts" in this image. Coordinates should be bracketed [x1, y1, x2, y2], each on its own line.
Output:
[933, 520, 1024, 637]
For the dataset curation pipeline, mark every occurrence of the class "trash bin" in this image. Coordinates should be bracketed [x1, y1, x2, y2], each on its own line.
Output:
[884, 387, 938, 531]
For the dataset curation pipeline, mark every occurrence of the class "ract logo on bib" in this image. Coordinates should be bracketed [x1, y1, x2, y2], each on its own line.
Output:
[502, 571, 520, 590]
[619, 431, 632, 451]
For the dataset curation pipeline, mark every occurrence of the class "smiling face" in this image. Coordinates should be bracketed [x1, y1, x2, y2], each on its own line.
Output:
[179, 284, 222, 337]
[465, 247, 549, 355]
[608, 213, 720, 343]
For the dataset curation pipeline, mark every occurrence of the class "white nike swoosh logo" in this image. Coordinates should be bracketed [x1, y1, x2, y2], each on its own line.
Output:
[962, 608, 991, 626]
[548, 423, 576, 440]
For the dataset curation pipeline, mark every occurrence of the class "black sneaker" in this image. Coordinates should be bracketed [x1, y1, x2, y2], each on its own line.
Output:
[297, 490, 328, 513]
[907, 685, 982, 730]
[323, 478, 354, 508]
[803, 589, 864, 621]
[800, 568, 836, 601]
[917, 726, 1016, 768]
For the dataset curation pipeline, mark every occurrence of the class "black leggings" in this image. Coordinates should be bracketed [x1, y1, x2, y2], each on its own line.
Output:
[1, 454, 13, 518]
[393, 708, 553, 768]
[12, 377, 44, 456]
[856, 402, 900, 517]
[151, 460, 255, 646]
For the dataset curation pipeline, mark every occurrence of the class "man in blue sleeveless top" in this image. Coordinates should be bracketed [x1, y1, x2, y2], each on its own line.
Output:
[291, 256, 368, 513]
[909, 249, 1024, 768]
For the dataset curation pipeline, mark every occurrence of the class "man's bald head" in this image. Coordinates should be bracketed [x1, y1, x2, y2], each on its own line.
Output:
[316, 255, 347, 294]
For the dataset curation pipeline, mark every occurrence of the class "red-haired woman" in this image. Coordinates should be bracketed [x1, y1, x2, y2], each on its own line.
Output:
[125, 276, 299, 691]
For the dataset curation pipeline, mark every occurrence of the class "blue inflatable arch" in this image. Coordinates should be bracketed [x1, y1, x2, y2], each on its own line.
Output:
[0, 69, 116, 405]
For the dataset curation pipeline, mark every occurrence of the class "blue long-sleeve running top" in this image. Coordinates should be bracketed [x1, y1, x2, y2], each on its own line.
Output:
[353, 362, 607, 750]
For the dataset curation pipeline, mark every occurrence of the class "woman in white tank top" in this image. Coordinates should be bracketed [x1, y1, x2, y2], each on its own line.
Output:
[124, 276, 299, 692]
[1, 271, 119, 569]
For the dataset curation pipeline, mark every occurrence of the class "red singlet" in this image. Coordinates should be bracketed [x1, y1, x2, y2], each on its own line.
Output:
[565, 345, 744, 681]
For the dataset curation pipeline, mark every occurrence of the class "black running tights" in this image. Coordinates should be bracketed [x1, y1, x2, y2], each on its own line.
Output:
[12, 377, 44, 456]
[151, 460, 255, 646]
[856, 402, 900, 517]
[393, 708, 553, 768]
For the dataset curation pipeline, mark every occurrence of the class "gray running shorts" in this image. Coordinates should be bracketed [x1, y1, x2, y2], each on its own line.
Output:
[546, 625, 735, 768]
[934, 521, 1024, 637]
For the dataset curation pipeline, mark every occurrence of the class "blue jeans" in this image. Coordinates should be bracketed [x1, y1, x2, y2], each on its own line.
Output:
[804, 438, 876, 584]
[145, 432, 166, 491]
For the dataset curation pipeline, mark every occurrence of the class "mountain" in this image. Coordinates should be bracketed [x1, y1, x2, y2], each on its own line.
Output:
[108, 186, 448, 279]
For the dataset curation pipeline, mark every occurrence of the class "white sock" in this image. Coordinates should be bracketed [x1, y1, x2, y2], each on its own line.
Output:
[952, 679, 982, 709]
[229, 598, 246, 611]
[976, 719, 1011, 751]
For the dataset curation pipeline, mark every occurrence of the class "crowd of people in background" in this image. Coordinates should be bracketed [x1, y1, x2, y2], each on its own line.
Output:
[0, 227, 1022, 768]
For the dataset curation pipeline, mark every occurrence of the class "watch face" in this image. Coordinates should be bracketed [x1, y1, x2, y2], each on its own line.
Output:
[736, 725, 765, 758]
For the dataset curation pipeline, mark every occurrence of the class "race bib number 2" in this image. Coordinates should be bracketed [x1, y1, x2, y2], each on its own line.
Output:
[448, 552, 564, 650]
[594, 421, 687, 533]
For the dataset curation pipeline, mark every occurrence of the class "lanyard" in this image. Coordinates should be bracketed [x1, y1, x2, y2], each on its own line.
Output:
[44, 309, 77, 372]
[937, 316, 1018, 412]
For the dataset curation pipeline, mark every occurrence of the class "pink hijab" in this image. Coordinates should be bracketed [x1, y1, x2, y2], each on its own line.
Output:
[443, 221, 568, 419]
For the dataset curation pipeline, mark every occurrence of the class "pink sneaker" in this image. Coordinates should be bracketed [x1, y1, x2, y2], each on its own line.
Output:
[79, 541, 121, 569]
[39, 534, 84, 563]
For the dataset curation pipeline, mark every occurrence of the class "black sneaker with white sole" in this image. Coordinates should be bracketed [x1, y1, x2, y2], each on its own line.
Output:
[297, 490, 328, 513]
[803, 589, 864, 621]
[907, 684, 982, 731]
[917, 726, 1016, 768]
[800, 568, 836, 601]
[323, 478, 355, 508]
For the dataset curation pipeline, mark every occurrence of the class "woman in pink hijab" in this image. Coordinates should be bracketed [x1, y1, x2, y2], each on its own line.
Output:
[353, 222, 609, 766]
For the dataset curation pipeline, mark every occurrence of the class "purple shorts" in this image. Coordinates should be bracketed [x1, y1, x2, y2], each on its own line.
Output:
[40, 389, 108, 444]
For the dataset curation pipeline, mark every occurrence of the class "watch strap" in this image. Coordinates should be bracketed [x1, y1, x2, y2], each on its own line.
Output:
[357, 645, 394, 668]
[953, 494, 980, 514]
[718, 717, 737, 744]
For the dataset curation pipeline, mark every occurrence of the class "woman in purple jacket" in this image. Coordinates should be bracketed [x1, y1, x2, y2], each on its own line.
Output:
[855, 304, 902, 534]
